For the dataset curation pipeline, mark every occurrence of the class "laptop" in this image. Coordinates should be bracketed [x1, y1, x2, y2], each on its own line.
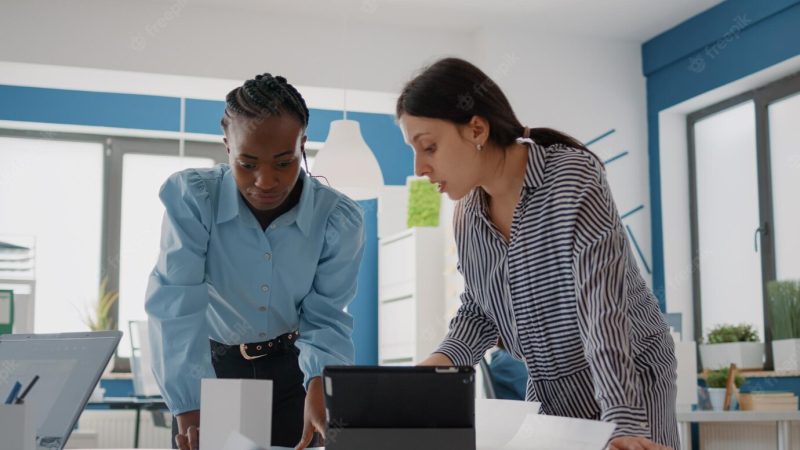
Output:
[0, 331, 122, 449]
[322, 366, 476, 450]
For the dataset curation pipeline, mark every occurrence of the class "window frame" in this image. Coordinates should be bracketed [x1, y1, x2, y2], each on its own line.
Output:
[0, 129, 228, 370]
[687, 72, 800, 369]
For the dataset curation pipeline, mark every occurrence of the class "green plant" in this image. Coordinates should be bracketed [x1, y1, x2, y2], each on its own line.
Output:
[706, 367, 744, 389]
[406, 178, 441, 228]
[704, 323, 759, 344]
[80, 276, 119, 332]
[768, 280, 800, 340]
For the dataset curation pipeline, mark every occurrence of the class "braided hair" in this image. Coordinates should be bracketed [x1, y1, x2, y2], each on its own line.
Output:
[221, 73, 309, 128]
[221, 73, 315, 172]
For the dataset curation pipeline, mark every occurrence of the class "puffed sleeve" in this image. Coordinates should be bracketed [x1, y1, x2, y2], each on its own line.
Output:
[144, 170, 215, 416]
[295, 197, 365, 387]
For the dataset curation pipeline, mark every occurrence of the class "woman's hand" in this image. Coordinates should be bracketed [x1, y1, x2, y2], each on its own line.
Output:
[608, 436, 672, 450]
[175, 410, 201, 450]
[295, 377, 326, 450]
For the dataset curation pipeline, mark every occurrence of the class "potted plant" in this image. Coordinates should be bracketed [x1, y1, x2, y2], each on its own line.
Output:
[699, 323, 764, 370]
[79, 276, 119, 375]
[769, 280, 800, 371]
[706, 367, 744, 411]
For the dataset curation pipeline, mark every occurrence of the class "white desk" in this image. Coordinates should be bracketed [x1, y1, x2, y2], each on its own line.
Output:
[677, 410, 800, 450]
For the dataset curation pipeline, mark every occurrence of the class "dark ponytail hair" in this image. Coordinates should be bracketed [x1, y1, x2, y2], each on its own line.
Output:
[396, 58, 592, 154]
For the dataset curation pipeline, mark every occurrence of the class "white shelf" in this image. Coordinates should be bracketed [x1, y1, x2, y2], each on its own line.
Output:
[378, 227, 446, 365]
[677, 410, 800, 422]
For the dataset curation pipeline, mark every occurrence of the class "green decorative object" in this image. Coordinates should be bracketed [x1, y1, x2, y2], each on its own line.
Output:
[79, 276, 119, 332]
[407, 178, 441, 228]
[704, 323, 759, 344]
[0, 290, 13, 335]
[768, 280, 800, 340]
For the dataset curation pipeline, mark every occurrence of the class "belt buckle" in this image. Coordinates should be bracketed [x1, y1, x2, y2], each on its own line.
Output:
[239, 343, 267, 361]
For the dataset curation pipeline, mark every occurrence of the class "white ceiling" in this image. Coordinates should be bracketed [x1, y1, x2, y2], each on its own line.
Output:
[176, 0, 724, 42]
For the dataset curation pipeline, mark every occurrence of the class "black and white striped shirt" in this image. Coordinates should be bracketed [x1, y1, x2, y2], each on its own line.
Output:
[436, 138, 679, 446]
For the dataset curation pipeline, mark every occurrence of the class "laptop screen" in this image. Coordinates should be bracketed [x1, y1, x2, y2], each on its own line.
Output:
[0, 331, 121, 449]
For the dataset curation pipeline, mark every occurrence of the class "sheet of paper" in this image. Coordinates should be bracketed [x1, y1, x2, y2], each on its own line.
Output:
[502, 413, 615, 450]
[223, 431, 267, 450]
[476, 399, 541, 449]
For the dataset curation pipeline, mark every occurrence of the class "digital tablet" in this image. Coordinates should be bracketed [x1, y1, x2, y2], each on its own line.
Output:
[322, 365, 475, 429]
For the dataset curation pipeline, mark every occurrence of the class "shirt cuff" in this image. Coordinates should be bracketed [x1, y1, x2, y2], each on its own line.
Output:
[169, 400, 201, 417]
[434, 337, 478, 367]
[603, 405, 651, 440]
[299, 349, 351, 391]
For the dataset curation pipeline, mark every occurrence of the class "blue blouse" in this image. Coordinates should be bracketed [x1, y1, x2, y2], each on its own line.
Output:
[145, 164, 365, 415]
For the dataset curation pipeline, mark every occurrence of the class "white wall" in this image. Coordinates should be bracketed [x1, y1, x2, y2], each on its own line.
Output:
[0, 0, 474, 94]
[658, 110, 694, 340]
[432, 29, 655, 325]
[472, 27, 653, 284]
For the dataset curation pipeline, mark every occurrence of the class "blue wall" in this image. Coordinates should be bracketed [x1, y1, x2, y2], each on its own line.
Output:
[641, 0, 800, 307]
[0, 85, 413, 186]
[352, 199, 378, 365]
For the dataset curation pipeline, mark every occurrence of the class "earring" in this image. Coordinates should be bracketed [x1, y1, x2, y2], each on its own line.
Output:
[476, 143, 483, 151]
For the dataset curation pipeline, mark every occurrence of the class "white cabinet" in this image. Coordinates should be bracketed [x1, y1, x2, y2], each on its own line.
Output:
[378, 227, 446, 365]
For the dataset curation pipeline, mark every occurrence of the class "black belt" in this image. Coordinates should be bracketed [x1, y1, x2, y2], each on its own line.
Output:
[211, 331, 299, 361]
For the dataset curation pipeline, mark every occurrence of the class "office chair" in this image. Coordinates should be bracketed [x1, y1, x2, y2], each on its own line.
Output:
[479, 356, 497, 399]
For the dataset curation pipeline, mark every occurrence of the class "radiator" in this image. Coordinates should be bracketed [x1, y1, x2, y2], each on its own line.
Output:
[68, 409, 173, 449]
[699, 422, 800, 450]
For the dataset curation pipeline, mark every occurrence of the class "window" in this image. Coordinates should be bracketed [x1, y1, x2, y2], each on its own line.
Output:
[0, 132, 227, 367]
[107, 138, 225, 357]
[0, 136, 104, 334]
[688, 73, 800, 366]
[117, 153, 215, 357]
[768, 92, 800, 280]
[692, 101, 764, 340]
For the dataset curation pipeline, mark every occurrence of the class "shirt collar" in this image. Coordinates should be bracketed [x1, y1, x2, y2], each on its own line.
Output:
[216, 168, 240, 225]
[520, 137, 547, 190]
[216, 167, 315, 236]
[280, 172, 314, 236]
[464, 137, 547, 215]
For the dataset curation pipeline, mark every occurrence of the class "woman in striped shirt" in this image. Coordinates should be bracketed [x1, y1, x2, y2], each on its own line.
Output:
[397, 58, 679, 450]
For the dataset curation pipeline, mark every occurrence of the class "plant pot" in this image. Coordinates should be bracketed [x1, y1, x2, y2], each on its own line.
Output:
[707, 388, 727, 411]
[706, 387, 740, 411]
[699, 342, 765, 370]
[772, 338, 800, 371]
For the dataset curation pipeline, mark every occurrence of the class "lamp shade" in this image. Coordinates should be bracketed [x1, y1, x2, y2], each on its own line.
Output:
[313, 119, 384, 200]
